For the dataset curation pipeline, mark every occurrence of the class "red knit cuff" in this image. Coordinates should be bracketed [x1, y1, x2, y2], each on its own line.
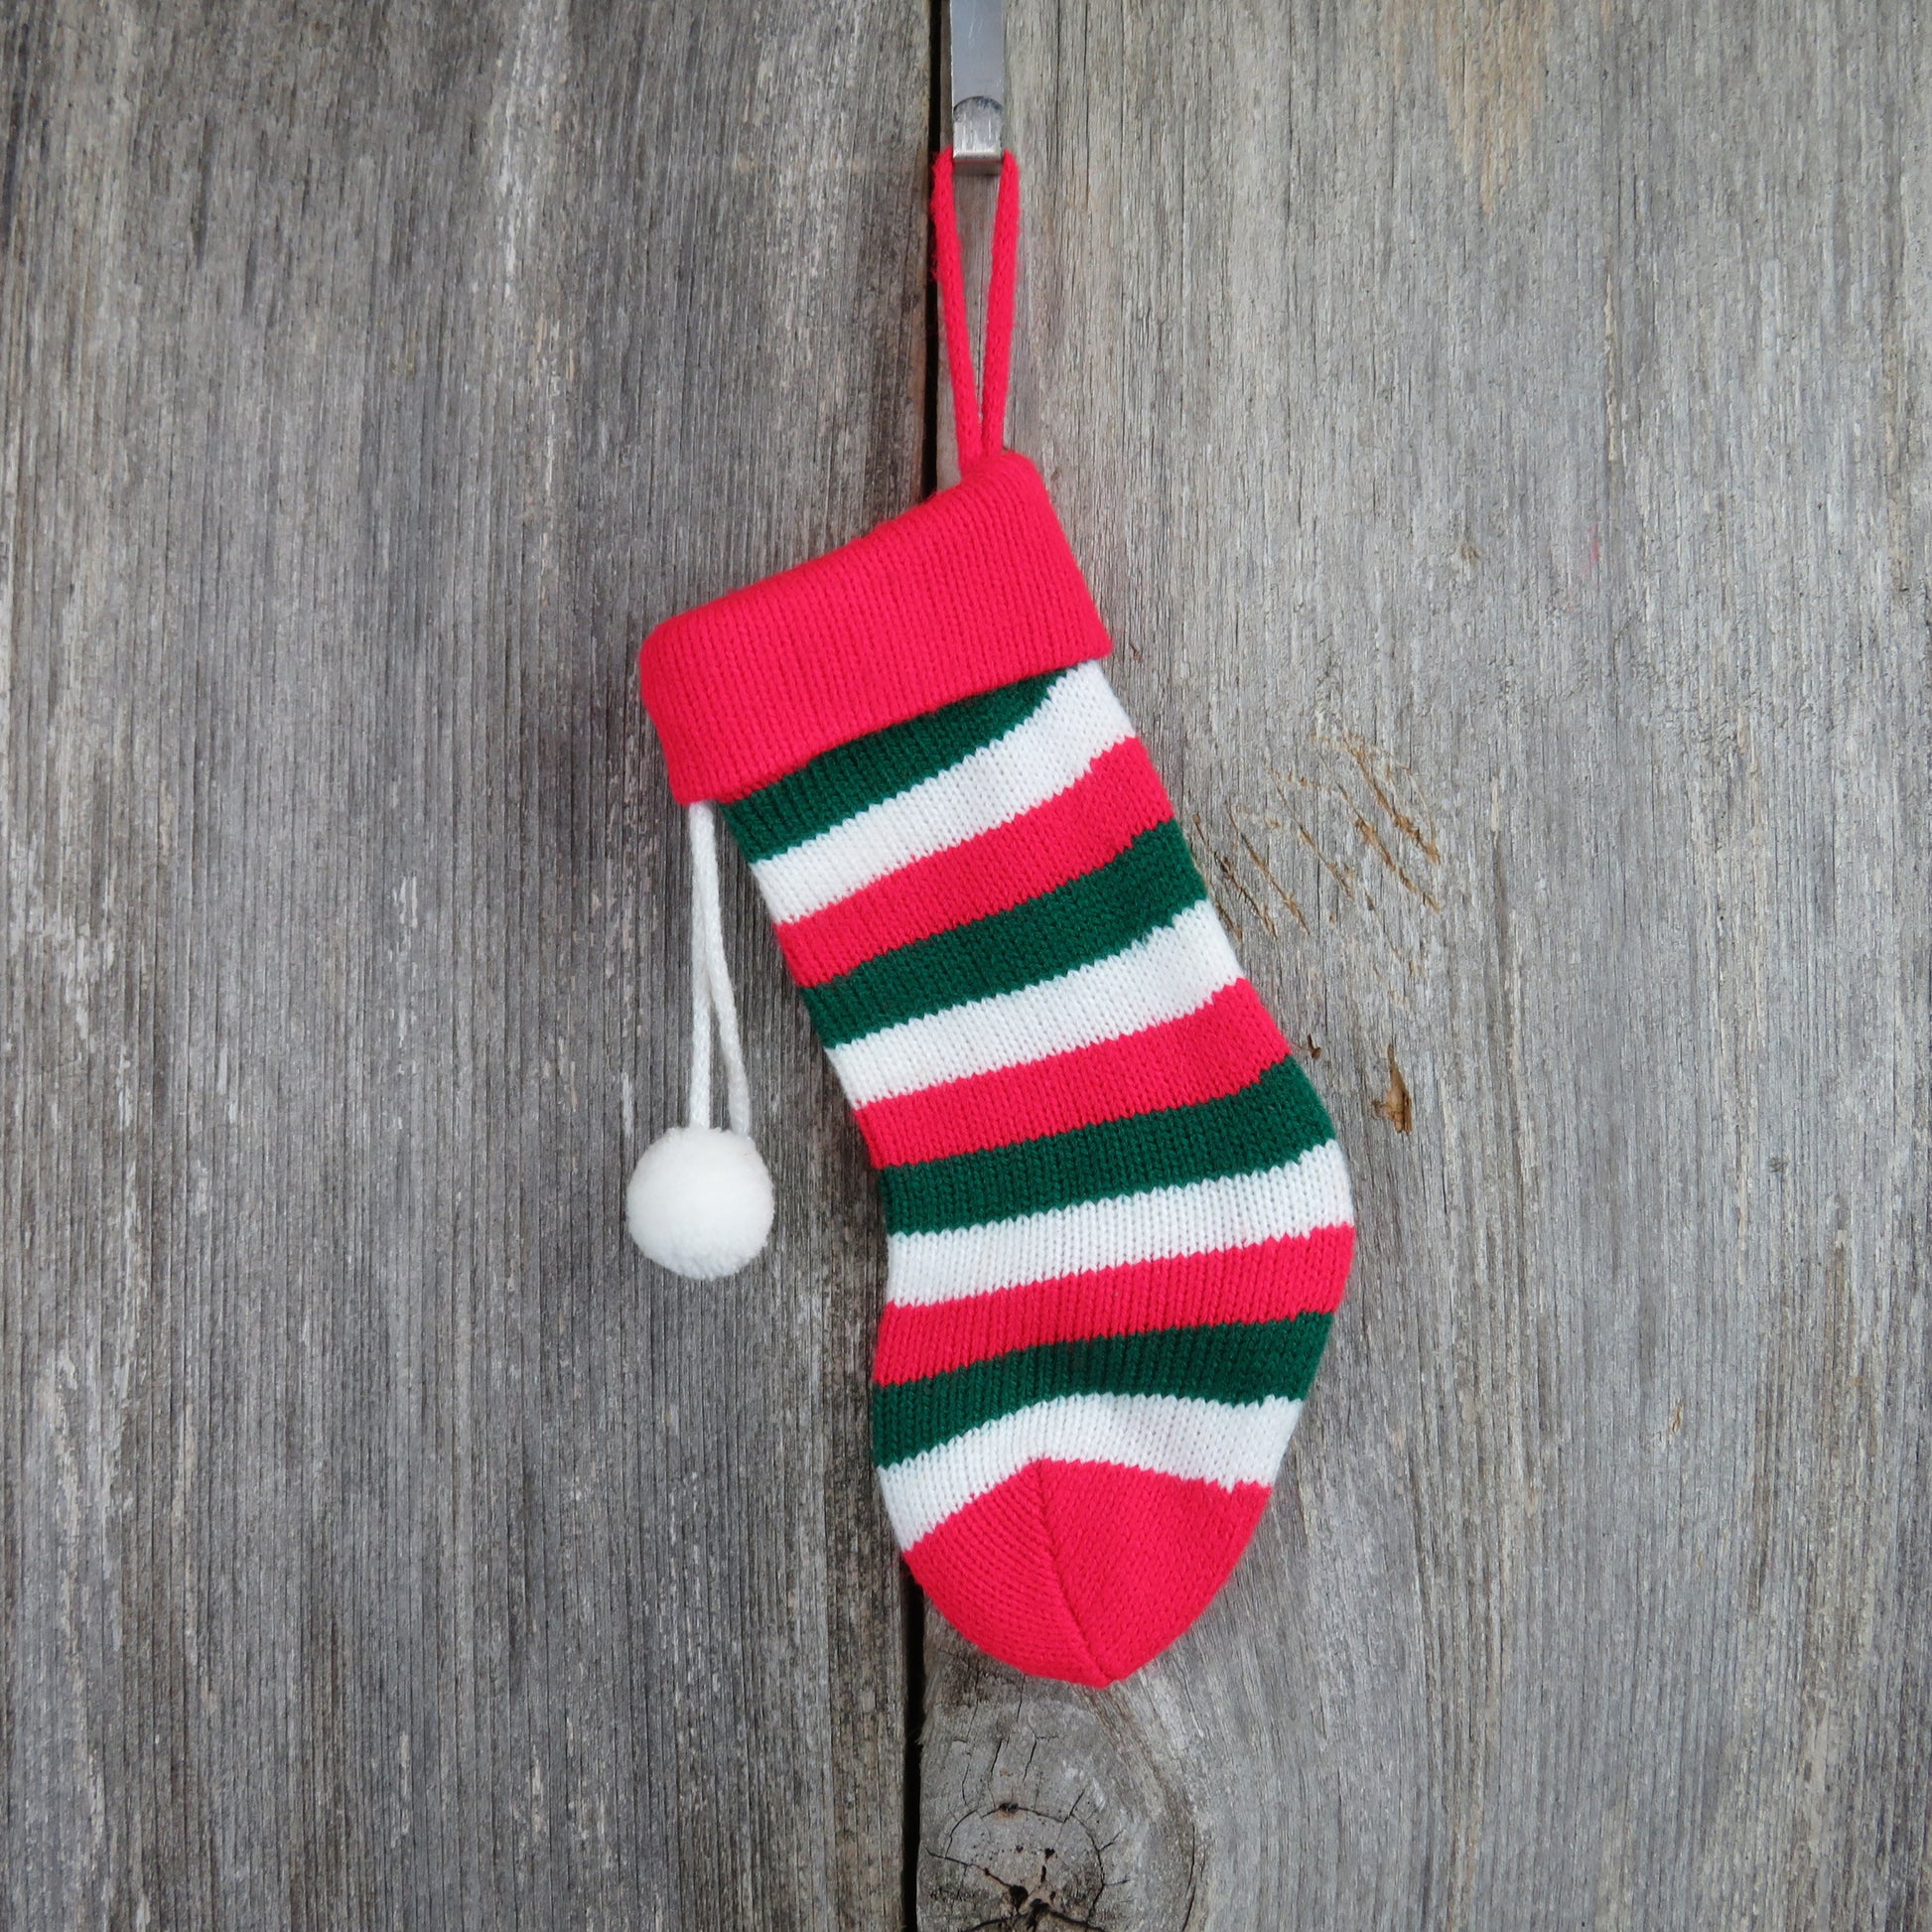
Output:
[637, 452, 1113, 804]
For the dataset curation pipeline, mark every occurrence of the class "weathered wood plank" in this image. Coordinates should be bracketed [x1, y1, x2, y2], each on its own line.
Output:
[918, 1, 1932, 1926]
[0, 3, 923, 1925]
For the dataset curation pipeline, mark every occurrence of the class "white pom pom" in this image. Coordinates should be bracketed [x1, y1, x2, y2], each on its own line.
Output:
[625, 1125, 774, 1279]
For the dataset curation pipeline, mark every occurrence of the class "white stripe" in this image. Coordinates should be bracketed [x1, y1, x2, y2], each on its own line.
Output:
[828, 898, 1237, 1107]
[880, 1392, 1304, 1548]
[885, 1139, 1353, 1309]
[752, 664, 1134, 924]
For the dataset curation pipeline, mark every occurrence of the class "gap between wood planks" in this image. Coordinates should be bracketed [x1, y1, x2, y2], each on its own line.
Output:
[903, 0, 1031, 1910]
[901, 18, 945, 1929]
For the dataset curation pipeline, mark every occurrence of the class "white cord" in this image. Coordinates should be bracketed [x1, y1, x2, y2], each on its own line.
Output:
[685, 802, 754, 1137]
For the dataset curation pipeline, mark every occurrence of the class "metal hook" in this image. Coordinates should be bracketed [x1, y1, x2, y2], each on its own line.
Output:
[950, 0, 1005, 174]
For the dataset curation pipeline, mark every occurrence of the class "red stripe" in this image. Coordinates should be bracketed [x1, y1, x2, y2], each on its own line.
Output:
[872, 1223, 1355, 1386]
[772, 740, 1174, 987]
[854, 979, 1290, 1168]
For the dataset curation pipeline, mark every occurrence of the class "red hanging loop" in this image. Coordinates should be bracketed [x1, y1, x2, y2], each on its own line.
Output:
[979, 155, 1021, 456]
[931, 148, 1021, 474]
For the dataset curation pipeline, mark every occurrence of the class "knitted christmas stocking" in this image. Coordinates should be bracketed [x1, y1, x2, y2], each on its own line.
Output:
[630, 153, 1354, 1686]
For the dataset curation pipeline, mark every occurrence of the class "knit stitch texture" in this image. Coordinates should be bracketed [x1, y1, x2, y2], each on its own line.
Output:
[640, 569, 1355, 1680]
[639, 452, 1109, 806]
[637, 150, 1353, 1684]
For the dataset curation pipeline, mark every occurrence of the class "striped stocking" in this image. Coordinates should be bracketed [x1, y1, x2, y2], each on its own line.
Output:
[633, 152, 1355, 1685]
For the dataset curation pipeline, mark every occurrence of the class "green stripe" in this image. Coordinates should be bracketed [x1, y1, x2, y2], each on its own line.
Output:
[878, 1057, 1337, 1234]
[801, 818, 1203, 1046]
[721, 672, 1062, 862]
[872, 1312, 1331, 1467]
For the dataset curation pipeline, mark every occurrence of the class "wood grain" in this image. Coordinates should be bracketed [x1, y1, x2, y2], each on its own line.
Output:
[917, 1, 1932, 1926]
[6, 1, 1930, 1926]
[0, 2, 925, 1925]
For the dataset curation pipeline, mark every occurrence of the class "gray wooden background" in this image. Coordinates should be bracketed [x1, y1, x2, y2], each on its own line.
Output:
[3, 1, 1927, 1926]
